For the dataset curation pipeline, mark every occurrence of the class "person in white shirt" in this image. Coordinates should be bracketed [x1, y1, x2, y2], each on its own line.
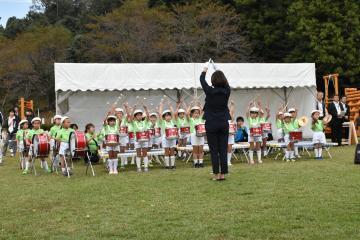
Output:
[315, 91, 327, 119]
[328, 95, 344, 146]
[4, 109, 19, 157]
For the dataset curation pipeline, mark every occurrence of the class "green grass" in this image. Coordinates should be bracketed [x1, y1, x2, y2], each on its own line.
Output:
[0, 146, 359, 240]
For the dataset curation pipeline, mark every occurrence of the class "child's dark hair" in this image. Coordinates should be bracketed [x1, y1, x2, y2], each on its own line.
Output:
[70, 123, 78, 130]
[85, 123, 95, 133]
[236, 116, 244, 122]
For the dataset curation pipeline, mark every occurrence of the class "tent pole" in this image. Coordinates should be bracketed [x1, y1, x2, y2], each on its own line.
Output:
[283, 87, 288, 110]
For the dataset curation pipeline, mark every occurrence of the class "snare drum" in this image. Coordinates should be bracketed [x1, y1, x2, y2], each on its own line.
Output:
[32, 134, 50, 158]
[105, 134, 119, 146]
[136, 131, 150, 142]
[261, 122, 272, 133]
[128, 132, 134, 140]
[229, 122, 237, 135]
[119, 126, 128, 137]
[180, 126, 190, 134]
[154, 127, 161, 138]
[69, 131, 87, 158]
[250, 127, 262, 137]
[289, 131, 302, 141]
[195, 124, 206, 137]
[165, 127, 179, 140]
[148, 128, 155, 138]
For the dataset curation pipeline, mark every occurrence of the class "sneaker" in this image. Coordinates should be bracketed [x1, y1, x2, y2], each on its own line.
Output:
[137, 168, 142, 173]
[250, 161, 255, 164]
[113, 170, 118, 175]
[62, 171, 68, 177]
[291, 158, 296, 162]
[10, 153, 14, 157]
[22, 169, 29, 175]
[286, 159, 290, 162]
[193, 163, 198, 168]
[148, 162, 154, 167]
[171, 166, 176, 170]
[45, 168, 52, 173]
[228, 162, 232, 166]
[258, 160, 263, 164]
[144, 168, 149, 173]
[109, 170, 114, 175]
[317, 157, 323, 160]
[296, 155, 301, 159]
[165, 166, 171, 169]
[199, 163, 204, 168]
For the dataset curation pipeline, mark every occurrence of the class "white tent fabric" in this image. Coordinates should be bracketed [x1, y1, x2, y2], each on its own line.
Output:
[55, 63, 316, 91]
[55, 63, 317, 139]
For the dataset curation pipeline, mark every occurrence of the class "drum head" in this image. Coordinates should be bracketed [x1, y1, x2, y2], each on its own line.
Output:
[32, 135, 39, 157]
[69, 131, 76, 157]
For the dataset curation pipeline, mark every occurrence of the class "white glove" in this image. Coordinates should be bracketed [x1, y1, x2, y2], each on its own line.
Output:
[211, 60, 218, 71]
[203, 58, 212, 70]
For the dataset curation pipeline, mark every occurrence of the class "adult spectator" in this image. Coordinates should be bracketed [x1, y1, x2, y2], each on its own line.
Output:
[14, 106, 20, 118]
[328, 95, 344, 146]
[315, 91, 327, 120]
[234, 116, 248, 143]
[25, 109, 35, 129]
[0, 110, 3, 128]
[4, 109, 19, 156]
[340, 96, 350, 122]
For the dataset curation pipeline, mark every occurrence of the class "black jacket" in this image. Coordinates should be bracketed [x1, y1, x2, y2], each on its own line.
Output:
[5, 116, 20, 135]
[328, 101, 344, 125]
[200, 72, 231, 122]
[315, 100, 326, 117]
[0, 111, 3, 127]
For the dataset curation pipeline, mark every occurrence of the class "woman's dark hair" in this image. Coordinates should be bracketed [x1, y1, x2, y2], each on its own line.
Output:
[211, 71, 229, 87]
[8, 109, 15, 113]
[85, 123, 95, 133]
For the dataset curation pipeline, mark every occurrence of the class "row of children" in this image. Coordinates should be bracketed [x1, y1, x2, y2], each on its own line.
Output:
[8, 99, 330, 177]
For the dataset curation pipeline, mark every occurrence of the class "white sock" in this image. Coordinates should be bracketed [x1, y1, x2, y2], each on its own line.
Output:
[319, 148, 322, 157]
[290, 151, 294, 159]
[170, 156, 175, 166]
[178, 150, 181, 157]
[249, 150, 254, 162]
[164, 156, 170, 167]
[227, 153, 232, 164]
[143, 157, 149, 168]
[256, 151, 262, 162]
[124, 157, 128, 165]
[263, 147, 267, 155]
[314, 149, 319, 157]
[25, 161, 30, 170]
[131, 156, 135, 164]
[199, 159, 203, 164]
[121, 157, 125, 167]
[108, 159, 113, 172]
[294, 147, 299, 156]
[42, 160, 49, 170]
[193, 158, 197, 164]
[113, 159, 118, 171]
[136, 157, 141, 169]
[285, 150, 290, 159]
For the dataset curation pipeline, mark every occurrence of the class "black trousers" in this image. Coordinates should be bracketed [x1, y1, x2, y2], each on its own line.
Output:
[205, 120, 229, 174]
[331, 119, 343, 146]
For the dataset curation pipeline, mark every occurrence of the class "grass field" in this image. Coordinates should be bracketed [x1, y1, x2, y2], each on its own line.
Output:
[0, 146, 359, 240]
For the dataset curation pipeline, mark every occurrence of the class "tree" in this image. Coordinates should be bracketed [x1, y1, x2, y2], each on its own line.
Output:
[286, 0, 360, 83]
[170, 0, 253, 62]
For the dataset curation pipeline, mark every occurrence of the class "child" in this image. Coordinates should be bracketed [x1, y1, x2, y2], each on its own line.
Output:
[282, 113, 296, 162]
[115, 107, 129, 168]
[189, 106, 205, 168]
[234, 117, 248, 143]
[289, 108, 301, 158]
[175, 106, 190, 158]
[70, 123, 79, 131]
[85, 123, 100, 164]
[311, 110, 331, 160]
[159, 101, 177, 169]
[246, 106, 262, 164]
[56, 116, 75, 176]
[16, 119, 30, 170]
[227, 101, 235, 166]
[126, 105, 150, 173]
[259, 108, 271, 156]
[148, 112, 161, 149]
[24, 117, 52, 174]
[276, 111, 284, 142]
[49, 115, 62, 171]
[101, 115, 120, 175]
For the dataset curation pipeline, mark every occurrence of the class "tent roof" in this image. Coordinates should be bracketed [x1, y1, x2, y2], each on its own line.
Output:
[55, 63, 316, 91]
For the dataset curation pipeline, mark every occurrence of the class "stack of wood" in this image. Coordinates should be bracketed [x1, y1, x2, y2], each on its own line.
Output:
[345, 88, 360, 121]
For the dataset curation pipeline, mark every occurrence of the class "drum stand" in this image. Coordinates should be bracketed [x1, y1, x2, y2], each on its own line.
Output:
[85, 152, 95, 177]
[31, 156, 37, 176]
[51, 151, 59, 174]
[63, 151, 73, 178]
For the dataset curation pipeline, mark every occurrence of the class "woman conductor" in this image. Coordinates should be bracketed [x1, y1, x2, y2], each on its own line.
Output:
[200, 60, 231, 181]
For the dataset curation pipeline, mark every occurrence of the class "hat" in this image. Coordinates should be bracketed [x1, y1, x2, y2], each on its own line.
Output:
[191, 106, 200, 111]
[107, 115, 116, 121]
[53, 115, 62, 120]
[249, 107, 259, 112]
[115, 108, 124, 113]
[31, 117, 42, 124]
[133, 109, 143, 116]
[162, 110, 171, 116]
[277, 111, 283, 115]
[288, 108, 296, 113]
[284, 113, 292, 118]
[149, 112, 158, 117]
[61, 116, 69, 123]
[178, 109, 186, 114]
[311, 110, 320, 115]
[19, 119, 28, 126]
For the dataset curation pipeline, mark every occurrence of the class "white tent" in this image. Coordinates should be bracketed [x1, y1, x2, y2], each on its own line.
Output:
[55, 63, 317, 138]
